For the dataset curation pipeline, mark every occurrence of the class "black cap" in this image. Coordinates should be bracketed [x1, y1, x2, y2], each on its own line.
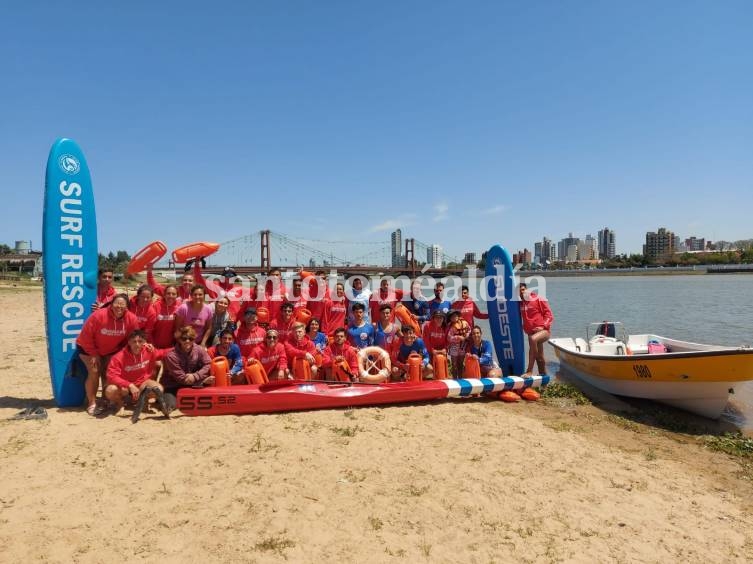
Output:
[244, 307, 257, 316]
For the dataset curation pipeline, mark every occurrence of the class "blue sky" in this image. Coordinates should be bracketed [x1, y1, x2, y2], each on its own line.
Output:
[2, 0, 751, 262]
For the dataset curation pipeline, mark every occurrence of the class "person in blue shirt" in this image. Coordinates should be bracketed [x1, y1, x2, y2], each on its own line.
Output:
[374, 304, 400, 352]
[346, 276, 373, 326]
[406, 279, 430, 324]
[428, 282, 452, 318]
[346, 303, 374, 349]
[305, 317, 328, 354]
[207, 329, 245, 384]
[392, 325, 433, 380]
[468, 326, 502, 378]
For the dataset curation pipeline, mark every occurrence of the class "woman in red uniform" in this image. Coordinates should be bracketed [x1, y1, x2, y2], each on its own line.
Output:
[128, 284, 157, 342]
[76, 294, 141, 416]
[250, 329, 289, 380]
[151, 284, 180, 351]
[518, 282, 554, 376]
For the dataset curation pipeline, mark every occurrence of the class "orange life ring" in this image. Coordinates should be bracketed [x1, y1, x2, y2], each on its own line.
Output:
[357, 346, 392, 383]
[394, 303, 421, 336]
[126, 241, 167, 275]
[210, 356, 230, 387]
[171, 241, 221, 263]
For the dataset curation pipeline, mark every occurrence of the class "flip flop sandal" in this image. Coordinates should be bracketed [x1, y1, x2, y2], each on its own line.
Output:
[11, 407, 34, 420]
[131, 391, 150, 424]
[150, 387, 171, 418]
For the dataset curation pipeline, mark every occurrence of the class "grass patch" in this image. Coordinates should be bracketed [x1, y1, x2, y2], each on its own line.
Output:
[541, 382, 590, 405]
[368, 516, 383, 530]
[405, 484, 429, 497]
[607, 414, 642, 433]
[329, 425, 362, 437]
[644, 448, 657, 461]
[701, 433, 753, 458]
[254, 533, 295, 556]
[544, 421, 576, 432]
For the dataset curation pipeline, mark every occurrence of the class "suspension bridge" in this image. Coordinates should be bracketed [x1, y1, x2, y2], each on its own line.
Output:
[173, 230, 470, 277]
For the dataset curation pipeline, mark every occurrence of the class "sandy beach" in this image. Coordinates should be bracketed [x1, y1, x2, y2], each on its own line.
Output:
[1, 284, 752, 563]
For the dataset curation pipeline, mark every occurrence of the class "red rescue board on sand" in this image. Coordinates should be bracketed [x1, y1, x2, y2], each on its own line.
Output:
[176, 375, 550, 416]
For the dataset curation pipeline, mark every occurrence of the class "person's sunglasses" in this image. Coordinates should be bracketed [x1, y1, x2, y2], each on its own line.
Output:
[267, 336, 278, 340]
[179, 337, 194, 342]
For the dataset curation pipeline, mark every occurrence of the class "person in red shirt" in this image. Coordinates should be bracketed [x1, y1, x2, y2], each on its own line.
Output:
[270, 302, 296, 344]
[451, 285, 489, 327]
[518, 282, 554, 376]
[370, 278, 405, 322]
[322, 327, 358, 379]
[322, 282, 347, 336]
[235, 308, 266, 359]
[128, 284, 157, 342]
[151, 284, 180, 351]
[77, 294, 141, 416]
[250, 329, 289, 380]
[92, 268, 117, 311]
[298, 269, 330, 321]
[289, 279, 308, 314]
[192, 262, 246, 319]
[104, 329, 167, 418]
[285, 322, 319, 378]
[422, 309, 449, 356]
[259, 268, 288, 321]
[146, 264, 195, 302]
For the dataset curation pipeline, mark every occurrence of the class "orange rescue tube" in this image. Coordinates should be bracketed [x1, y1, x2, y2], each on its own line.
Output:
[294, 308, 312, 325]
[432, 351, 448, 380]
[333, 359, 352, 382]
[256, 306, 270, 324]
[126, 241, 167, 275]
[394, 303, 422, 336]
[211, 356, 230, 387]
[407, 352, 423, 382]
[171, 241, 221, 263]
[292, 357, 312, 380]
[244, 359, 269, 385]
[463, 354, 481, 378]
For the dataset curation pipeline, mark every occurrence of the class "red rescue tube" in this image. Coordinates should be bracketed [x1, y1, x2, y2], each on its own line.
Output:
[463, 354, 481, 378]
[407, 352, 423, 382]
[126, 241, 167, 275]
[211, 356, 230, 388]
[171, 241, 220, 263]
[432, 351, 448, 380]
[244, 359, 269, 385]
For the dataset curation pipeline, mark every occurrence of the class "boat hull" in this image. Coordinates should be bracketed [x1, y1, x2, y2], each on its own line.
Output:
[176, 375, 550, 416]
[550, 338, 753, 419]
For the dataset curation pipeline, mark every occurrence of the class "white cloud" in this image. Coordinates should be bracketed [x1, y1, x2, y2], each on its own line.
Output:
[481, 205, 509, 215]
[370, 217, 415, 233]
[433, 202, 449, 222]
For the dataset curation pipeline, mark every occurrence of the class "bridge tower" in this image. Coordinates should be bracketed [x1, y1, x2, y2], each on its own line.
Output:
[260, 230, 271, 272]
[405, 238, 417, 278]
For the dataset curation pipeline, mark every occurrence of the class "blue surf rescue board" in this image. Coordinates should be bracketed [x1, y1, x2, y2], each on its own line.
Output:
[43, 139, 99, 407]
[485, 244, 525, 376]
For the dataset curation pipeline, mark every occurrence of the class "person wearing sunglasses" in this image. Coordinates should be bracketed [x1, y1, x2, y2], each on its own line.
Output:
[160, 326, 213, 411]
[249, 329, 290, 380]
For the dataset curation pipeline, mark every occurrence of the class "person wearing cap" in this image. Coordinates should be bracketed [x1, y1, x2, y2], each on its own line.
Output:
[270, 301, 296, 344]
[451, 285, 488, 328]
[421, 308, 449, 356]
[392, 325, 432, 380]
[446, 309, 471, 378]
[249, 329, 289, 380]
[235, 307, 266, 359]
[346, 302, 375, 349]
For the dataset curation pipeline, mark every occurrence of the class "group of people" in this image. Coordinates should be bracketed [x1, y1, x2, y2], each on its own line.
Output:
[75, 263, 554, 418]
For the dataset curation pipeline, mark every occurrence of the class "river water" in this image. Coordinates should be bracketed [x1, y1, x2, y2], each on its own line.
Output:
[470, 274, 753, 430]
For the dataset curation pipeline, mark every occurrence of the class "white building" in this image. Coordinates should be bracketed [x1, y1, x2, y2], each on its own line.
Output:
[427, 244, 443, 268]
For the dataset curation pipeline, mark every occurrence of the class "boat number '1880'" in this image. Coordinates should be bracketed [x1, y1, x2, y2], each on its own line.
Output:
[179, 395, 237, 410]
[633, 365, 652, 379]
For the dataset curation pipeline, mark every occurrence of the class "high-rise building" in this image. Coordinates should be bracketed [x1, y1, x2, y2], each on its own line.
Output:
[390, 229, 404, 267]
[644, 227, 675, 261]
[598, 227, 616, 259]
[463, 252, 477, 264]
[427, 244, 443, 269]
[558, 233, 580, 263]
[684, 237, 705, 251]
